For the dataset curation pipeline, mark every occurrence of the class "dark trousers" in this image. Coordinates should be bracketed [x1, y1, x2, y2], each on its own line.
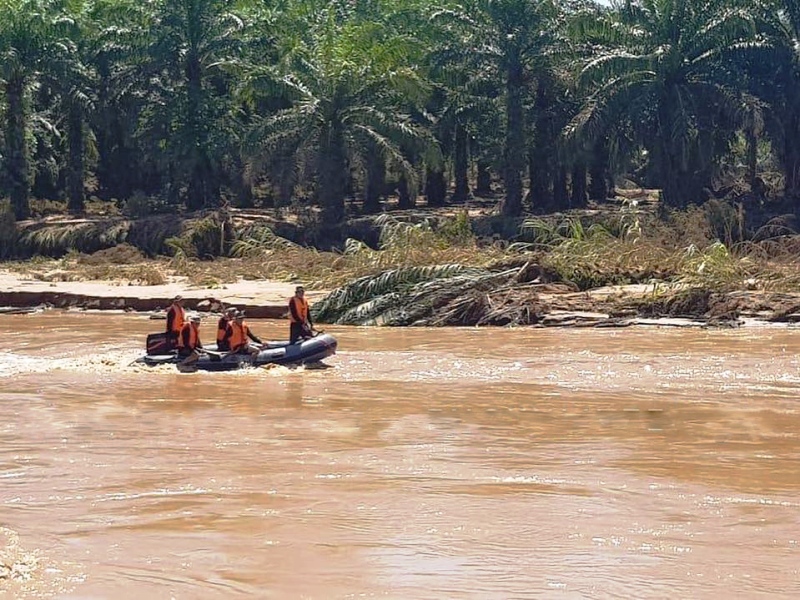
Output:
[290, 322, 311, 344]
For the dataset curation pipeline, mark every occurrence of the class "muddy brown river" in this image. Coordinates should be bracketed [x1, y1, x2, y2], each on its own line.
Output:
[1, 312, 799, 598]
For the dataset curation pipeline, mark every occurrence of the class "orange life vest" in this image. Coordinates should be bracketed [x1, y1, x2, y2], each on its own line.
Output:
[166, 303, 185, 335]
[229, 321, 250, 351]
[216, 317, 231, 343]
[289, 296, 309, 323]
[177, 322, 200, 350]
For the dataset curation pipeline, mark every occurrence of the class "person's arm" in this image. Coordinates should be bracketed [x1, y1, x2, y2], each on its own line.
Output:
[306, 309, 313, 328]
[247, 330, 262, 344]
[166, 307, 176, 333]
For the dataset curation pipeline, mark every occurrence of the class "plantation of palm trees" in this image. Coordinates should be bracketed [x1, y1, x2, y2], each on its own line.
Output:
[4, 0, 800, 326]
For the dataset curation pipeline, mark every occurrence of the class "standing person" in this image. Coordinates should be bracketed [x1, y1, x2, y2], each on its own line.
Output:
[229, 311, 263, 355]
[176, 314, 203, 359]
[216, 307, 236, 351]
[289, 286, 314, 344]
[165, 295, 185, 348]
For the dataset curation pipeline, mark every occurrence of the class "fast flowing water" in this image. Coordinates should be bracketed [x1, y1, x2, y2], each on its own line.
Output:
[1, 312, 799, 599]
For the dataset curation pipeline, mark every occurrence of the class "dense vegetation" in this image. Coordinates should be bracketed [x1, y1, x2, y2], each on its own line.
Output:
[0, 0, 799, 238]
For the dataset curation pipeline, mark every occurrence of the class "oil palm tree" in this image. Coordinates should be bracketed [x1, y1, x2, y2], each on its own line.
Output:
[747, 0, 800, 200]
[0, 0, 72, 219]
[567, 0, 761, 207]
[241, 17, 436, 232]
[433, 0, 562, 217]
[143, 0, 244, 210]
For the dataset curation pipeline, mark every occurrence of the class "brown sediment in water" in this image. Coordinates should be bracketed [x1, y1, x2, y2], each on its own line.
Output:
[3, 314, 800, 599]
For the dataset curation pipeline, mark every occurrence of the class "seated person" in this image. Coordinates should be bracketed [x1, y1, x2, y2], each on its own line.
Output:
[176, 314, 203, 358]
[165, 295, 185, 347]
[229, 311, 263, 355]
[216, 307, 236, 351]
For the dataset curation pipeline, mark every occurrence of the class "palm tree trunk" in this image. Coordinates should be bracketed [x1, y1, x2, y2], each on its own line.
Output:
[185, 51, 218, 210]
[527, 152, 551, 211]
[553, 166, 568, 210]
[67, 103, 85, 212]
[570, 163, 587, 208]
[451, 122, 470, 203]
[397, 173, 413, 209]
[364, 154, 384, 213]
[476, 161, 492, 195]
[425, 167, 446, 207]
[783, 113, 800, 200]
[588, 143, 610, 202]
[502, 59, 525, 217]
[6, 76, 30, 220]
[745, 126, 758, 191]
[319, 128, 347, 227]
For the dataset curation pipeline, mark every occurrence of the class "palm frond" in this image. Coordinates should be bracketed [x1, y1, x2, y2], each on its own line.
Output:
[312, 263, 482, 323]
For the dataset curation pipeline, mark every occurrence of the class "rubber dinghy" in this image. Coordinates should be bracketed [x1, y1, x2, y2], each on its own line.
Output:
[138, 332, 338, 372]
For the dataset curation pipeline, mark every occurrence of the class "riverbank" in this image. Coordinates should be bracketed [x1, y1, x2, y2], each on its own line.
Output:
[3, 265, 800, 328]
[3, 198, 800, 328]
[0, 269, 325, 319]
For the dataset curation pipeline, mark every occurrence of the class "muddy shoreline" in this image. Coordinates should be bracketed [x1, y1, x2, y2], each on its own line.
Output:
[0, 272, 327, 319]
[3, 271, 800, 328]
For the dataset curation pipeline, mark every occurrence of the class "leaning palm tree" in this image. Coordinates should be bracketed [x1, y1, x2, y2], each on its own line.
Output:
[0, 0, 72, 220]
[567, 0, 762, 208]
[241, 17, 436, 232]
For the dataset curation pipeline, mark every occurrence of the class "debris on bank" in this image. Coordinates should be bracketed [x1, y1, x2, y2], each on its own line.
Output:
[311, 261, 800, 328]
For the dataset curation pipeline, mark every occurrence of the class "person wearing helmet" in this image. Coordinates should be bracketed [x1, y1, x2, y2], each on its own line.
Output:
[176, 313, 204, 358]
[216, 306, 237, 351]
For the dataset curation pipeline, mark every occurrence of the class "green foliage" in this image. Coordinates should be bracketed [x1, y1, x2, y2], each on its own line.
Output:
[1, 0, 799, 250]
[164, 216, 225, 259]
[437, 210, 475, 246]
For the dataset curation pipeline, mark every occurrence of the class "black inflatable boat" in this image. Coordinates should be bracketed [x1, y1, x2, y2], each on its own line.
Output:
[137, 332, 338, 372]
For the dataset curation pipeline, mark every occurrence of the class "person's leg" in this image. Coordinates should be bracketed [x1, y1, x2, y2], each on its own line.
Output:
[290, 322, 302, 344]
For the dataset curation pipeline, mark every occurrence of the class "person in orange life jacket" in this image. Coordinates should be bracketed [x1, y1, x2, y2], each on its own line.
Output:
[229, 311, 263, 355]
[176, 314, 203, 358]
[289, 286, 314, 344]
[165, 295, 186, 345]
[216, 307, 237, 351]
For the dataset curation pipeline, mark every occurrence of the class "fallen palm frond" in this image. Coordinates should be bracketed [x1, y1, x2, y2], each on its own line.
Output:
[312, 263, 480, 324]
[18, 220, 130, 257]
[165, 214, 228, 259]
[313, 264, 544, 327]
[230, 224, 303, 256]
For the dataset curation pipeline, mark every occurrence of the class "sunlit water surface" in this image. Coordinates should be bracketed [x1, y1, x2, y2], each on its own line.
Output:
[1, 312, 799, 598]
